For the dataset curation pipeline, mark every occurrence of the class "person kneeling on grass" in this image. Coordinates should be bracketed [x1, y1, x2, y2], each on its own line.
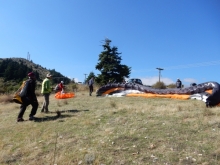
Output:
[54, 81, 65, 93]
[17, 72, 38, 122]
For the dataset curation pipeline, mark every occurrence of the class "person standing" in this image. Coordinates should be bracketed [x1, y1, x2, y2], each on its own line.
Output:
[176, 78, 182, 88]
[88, 77, 94, 96]
[17, 72, 38, 122]
[41, 73, 53, 113]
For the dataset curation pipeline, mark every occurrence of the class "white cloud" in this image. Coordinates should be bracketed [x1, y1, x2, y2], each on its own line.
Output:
[68, 77, 79, 83]
[141, 76, 174, 86]
[74, 78, 79, 82]
[183, 78, 197, 83]
[140, 77, 197, 86]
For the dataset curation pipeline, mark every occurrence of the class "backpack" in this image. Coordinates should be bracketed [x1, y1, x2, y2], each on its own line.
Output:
[13, 80, 29, 104]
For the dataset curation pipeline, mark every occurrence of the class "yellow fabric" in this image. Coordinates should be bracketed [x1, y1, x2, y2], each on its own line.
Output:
[12, 81, 26, 104]
[13, 94, 22, 104]
[126, 93, 190, 100]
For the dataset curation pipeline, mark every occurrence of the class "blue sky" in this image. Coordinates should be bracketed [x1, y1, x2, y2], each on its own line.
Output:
[1, 0, 220, 86]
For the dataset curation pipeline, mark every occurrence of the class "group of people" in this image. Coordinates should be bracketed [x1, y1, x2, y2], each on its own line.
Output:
[17, 73, 94, 122]
[17, 72, 65, 122]
[17, 74, 185, 122]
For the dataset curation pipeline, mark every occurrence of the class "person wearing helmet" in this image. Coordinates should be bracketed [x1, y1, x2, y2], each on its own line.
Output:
[58, 81, 65, 93]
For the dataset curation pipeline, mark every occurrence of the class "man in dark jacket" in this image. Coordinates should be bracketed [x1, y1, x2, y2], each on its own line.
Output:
[88, 77, 94, 96]
[176, 78, 182, 88]
[17, 72, 38, 122]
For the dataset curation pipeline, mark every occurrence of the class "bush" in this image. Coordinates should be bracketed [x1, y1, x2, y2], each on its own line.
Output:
[152, 81, 166, 89]
[71, 84, 78, 91]
[167, 83, 176, 88]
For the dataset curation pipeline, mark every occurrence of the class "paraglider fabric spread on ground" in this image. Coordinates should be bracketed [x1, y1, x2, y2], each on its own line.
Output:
[96, 81, 220, 107]
[55, 92, 75, 99]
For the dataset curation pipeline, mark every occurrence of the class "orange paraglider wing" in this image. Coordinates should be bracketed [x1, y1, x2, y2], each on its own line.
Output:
[55, 92, 75, 99]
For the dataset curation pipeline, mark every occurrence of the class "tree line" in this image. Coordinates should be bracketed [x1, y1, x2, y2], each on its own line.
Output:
[0, 58, 70, 84]
[0, 59, 40, 82]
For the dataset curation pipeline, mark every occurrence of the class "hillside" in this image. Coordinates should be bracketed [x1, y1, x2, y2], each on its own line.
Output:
[0, 58, 71, 93]
[0, 57, 54, 80]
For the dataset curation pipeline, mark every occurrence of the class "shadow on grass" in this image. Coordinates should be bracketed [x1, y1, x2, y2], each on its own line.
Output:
[58, 109, 89, 113]
[34, 109, 89, 122]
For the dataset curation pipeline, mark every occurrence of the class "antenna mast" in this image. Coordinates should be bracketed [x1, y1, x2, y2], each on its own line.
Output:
[27, 52, 30, 61]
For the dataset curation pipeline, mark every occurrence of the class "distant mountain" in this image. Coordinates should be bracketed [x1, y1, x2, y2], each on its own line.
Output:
[0, 57, 70, 84]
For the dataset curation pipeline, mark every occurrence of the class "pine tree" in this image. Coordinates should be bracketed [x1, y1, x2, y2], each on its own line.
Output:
[95, 38, 131, 85]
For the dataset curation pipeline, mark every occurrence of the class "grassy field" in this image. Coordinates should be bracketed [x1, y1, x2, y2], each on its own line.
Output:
[0, 87, 220, 165]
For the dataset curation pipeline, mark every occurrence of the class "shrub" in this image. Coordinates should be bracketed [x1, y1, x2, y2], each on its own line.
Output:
[71, 84, 78, 91]
[167, 83, 176, 88]
[152, 81, 166, 89]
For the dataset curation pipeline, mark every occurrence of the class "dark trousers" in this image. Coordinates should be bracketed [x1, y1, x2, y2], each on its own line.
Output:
[89, 85, 93, 95]
[18, 97, 38, 119]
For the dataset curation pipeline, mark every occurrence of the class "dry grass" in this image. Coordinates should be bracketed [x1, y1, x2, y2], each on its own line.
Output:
[0, 90, 220, 165]
[0, 94, 13, 103]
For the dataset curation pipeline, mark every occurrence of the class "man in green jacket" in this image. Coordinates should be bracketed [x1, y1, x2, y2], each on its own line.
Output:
[41, 73, 53, 113]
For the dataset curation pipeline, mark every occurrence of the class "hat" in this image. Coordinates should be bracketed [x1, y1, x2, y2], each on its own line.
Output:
[28, 72, 35, 77]
[46, 73, 52, 78]
[61, 81, 64, 84]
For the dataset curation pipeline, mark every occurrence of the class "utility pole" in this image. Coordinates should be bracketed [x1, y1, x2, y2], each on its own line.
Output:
[156, 68, 164, 82]
[84, 74, 87, 84]
[27, 52, 30, 61]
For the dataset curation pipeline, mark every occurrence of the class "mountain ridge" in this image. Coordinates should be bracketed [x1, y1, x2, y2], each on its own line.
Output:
[0, 57, 71, 84]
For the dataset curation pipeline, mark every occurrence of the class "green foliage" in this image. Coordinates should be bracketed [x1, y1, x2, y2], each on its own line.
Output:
[0, 58, 39, 82]
[167, 83, 176, 88]
[71, 78, 75, 83]
[95, 38, 131, 85]
[49, 69, 70, 84]
[152, 81, 166, 89]
[0, 79, 21, 94]
[71, 83, 78, 91]
[0, 58, 71, 93]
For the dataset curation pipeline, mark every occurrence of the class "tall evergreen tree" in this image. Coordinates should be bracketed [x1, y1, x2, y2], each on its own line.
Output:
[95, 38, 131, 85]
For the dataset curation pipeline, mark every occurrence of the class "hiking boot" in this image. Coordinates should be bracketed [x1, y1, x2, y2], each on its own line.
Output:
[17, 118, 24, 122]
[45, 110, 50, 113]
[29, 116, 35, 121]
